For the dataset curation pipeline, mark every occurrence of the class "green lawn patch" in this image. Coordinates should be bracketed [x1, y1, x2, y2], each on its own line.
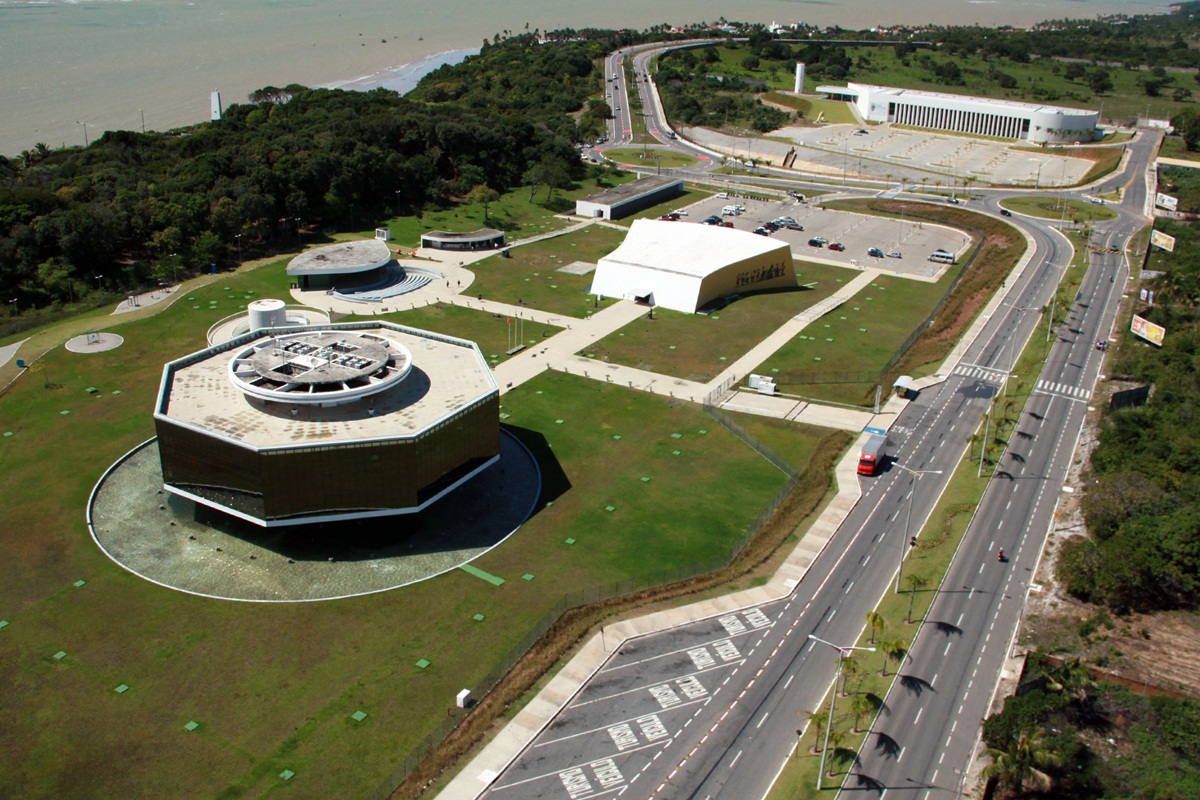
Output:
[374, 303, 561, 367]
[0, 266, 826, 800]
[581, 262, 857, 381]
[601, 147, 699, 170]
[466, 224, 626, 318]
[382, 177, 636, 248]
[999, 196, 1117, 222]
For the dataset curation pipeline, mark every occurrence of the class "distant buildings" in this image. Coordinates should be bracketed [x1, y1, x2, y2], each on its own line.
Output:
[819, 82, 1099, 143]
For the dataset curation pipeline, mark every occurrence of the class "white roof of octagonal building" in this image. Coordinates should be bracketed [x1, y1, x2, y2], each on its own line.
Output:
[154, 322, 497, 449]
[591, 219, 793, 313]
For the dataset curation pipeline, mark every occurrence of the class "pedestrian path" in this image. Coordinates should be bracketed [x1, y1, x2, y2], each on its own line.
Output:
[1034, 379, 1092, 401]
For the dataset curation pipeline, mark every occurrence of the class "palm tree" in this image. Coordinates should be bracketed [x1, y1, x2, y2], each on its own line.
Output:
[865, 611, 885, 644]
[850, 693, 875, 733]
[824, 730, 847, 777]
[879, 637, 908, 676]
[983, 727, 1063, 796]
[798, 708, 830, 753]
[838, 654, 862, 696]
[906, 574, 929, 623]
[966, 432, 980, 462]
[1046, 657, 1092, 701]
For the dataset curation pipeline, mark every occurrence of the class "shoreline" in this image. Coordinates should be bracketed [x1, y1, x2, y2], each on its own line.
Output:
[323, 47, 480, 95]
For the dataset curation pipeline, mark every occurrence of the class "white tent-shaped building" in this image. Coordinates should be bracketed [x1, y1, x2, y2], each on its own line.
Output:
[590, 220, 796, 313]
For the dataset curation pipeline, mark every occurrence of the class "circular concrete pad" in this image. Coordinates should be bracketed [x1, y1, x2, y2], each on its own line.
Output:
[89, 433, 541, 602]
[65, 332, 125, 353]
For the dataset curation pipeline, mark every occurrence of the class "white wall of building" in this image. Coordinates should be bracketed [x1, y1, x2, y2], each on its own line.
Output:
[846, 83, 1098, 143]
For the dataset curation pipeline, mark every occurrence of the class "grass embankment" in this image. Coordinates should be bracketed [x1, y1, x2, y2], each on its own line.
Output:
[378, 303, 562, 368]
[404, 425, 854, 799]
[1014, 145, 1124, 186]
[754, 201, 1026, 406]
[581, 262, 857, 382]
[999, 195, 1118, 222]
[0, 255, 829, 799]
[1159, 136, 1200, 163]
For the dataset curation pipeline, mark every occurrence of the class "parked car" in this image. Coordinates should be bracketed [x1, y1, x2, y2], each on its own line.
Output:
[702, 216, 723, 225]
[1000, 208, 1012, 217]
[887, 250, 903, 259]
[946, 196, 960, 204]
[787, 190, 805, 199]
[867, 247, 884, 258]
[753, 227, 772, 236]
[762, 222, 780, 232]
[807, 238, 825, 248]
[811, 236, 828, 244]
[828, 242, 846, 252]
[784, 222, 804, 231]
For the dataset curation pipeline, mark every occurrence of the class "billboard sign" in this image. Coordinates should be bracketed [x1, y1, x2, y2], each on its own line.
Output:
[1151, 229, 1176, 252]
[1155, 192, 1179, 211]
[1131, 314, 1166, 347]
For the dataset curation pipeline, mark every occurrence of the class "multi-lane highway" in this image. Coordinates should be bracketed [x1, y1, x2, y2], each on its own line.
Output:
[471, 48, 1154, 800]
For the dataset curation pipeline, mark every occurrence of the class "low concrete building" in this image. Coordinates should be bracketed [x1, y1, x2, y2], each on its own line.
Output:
[576, 176, 684, 221]
[590, 219, 795, 313]
[286, 239, 394, 291]
[421, 229, 506, 251]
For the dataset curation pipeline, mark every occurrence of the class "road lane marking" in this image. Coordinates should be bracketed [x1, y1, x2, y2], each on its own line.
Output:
[730, 750, 743, 769]
[914, 708, 923, 724]
[757, 712, 770, 729]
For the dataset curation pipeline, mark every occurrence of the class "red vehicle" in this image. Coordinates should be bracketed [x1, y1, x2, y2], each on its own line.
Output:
[857, 434, 887, 476]
[828, 242, 846, 252]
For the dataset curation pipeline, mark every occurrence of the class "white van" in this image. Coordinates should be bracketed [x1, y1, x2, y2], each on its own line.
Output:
[722, 205, 740, 215]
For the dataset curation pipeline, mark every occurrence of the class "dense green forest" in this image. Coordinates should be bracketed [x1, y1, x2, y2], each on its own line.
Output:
[982, 654, 1200, 798]
[0, 33, 623, 326]
[1053, 163, 1200, 614]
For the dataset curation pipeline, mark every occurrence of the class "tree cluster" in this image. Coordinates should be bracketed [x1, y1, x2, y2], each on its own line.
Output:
[655, 51, 791, 133]
[0, 34, 605, 315]
[982, 655, 1200, 798]
[1056, 185, 1200, 613]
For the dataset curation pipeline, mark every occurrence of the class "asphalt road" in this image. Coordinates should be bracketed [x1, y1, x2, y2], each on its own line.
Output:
[477, 51, 1155, 800]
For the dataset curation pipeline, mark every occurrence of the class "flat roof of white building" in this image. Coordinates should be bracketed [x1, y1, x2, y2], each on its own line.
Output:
[600, 219, 788, 278]
[156, 323, 496, 449]
[819, 83, 1095, 118]
[286, 239, 393, 276]
[578, 176, 683, 207]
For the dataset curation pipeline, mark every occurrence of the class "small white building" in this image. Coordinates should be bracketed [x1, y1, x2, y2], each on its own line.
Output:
[818, 82, 1098, 144]
[576, 176, 684, 221]
[590, 219, 795, 313]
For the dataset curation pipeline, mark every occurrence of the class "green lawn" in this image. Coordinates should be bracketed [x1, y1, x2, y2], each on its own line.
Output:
[754, 271, 955, 406]
[580, 262, 858, 382]
[0, 256, 828, 798]
[466, 224, 625, 318]
[368, 303, 562, 368]
[999, 196, 1118, 222]
[602, 147, 699, 170]
[1160, 136, 1200, 162]
[382, 176, 636, 249]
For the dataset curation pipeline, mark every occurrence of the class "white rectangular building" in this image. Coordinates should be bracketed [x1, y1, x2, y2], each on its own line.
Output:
[576, 176, 684, 221]
[817, 83, 1098, 144]
[591, 219, 795, 313]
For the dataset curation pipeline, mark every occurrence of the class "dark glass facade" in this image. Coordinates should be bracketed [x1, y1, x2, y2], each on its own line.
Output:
[157, 395, 499, 523]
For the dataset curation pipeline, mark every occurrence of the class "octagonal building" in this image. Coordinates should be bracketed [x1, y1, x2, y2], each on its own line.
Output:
[153, 322, 499, 527]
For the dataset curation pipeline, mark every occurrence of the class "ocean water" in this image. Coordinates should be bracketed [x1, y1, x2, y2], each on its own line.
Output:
[0, 0, 1172, 157]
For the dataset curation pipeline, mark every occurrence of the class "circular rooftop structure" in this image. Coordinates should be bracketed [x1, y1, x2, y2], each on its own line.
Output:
[286, 239, 393, 278]
[228, 330, 413, 407]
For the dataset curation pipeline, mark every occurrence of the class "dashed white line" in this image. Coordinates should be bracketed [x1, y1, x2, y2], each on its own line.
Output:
[757, 712, 770, 729]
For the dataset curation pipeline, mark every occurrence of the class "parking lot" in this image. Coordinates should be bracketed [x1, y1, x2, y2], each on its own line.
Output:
[688, 122, 1095, 189]
[675, 194, 972, 281]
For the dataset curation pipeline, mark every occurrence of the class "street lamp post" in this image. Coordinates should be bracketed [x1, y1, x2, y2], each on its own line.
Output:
[140, 108, 146, 134]
[75, 121, 89, 147]
[1045, 263, 1069, 343]
[294, 217, 302, 250]
[8, 298, 16, 317]
[809, 635, 876, 789]
[893, 463, 942, 592]
[234, 233, 243, 266]
[1000, 303, 1035, 396]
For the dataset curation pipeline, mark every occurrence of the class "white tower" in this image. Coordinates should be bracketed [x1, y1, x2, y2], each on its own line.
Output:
[794, 63, 806, 94]
[210, 91, 223, 121]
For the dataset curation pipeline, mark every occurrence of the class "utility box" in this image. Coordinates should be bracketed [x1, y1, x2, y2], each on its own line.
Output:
[456, 689, 472, 709]
[748, 374, 777, 396]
